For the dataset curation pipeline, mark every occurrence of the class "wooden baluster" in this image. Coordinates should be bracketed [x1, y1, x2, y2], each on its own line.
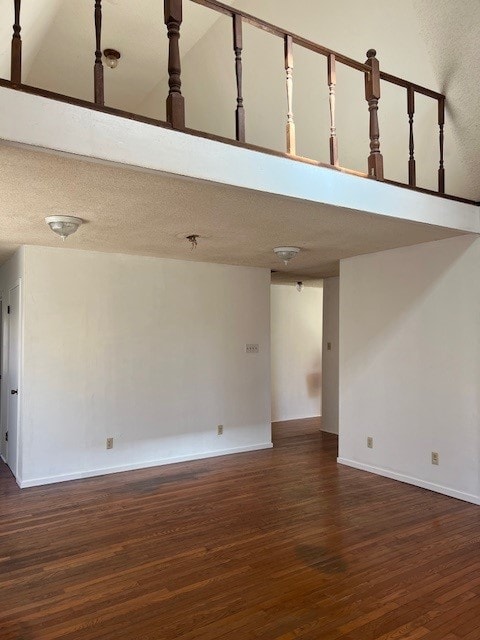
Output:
[407, 86, 416, 186]
[364, 49, 383, 179]
[164, 0, 185, 129]
[438, 96, 445, 194]
[11, 0, 22, 84]
[327, 54, 338, 166]
[233, 14, 245, 142]
[94, 0, 104, 105]
[284, 35, 295, 155]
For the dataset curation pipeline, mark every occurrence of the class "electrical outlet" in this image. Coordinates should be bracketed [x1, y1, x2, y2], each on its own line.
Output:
[367, 436, 373, 449]
[217, 425, 224, 436]
[106, 437, 114, 450]
[246, 344, 259, 354]
[327, 342, 332, 351]
[431, 451, 439, 466]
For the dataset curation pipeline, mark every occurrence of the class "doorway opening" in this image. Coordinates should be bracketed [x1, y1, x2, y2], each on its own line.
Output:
[270, 280, 323, 440]
[270, 277, 339, 452]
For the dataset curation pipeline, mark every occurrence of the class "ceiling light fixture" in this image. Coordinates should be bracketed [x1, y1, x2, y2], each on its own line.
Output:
[296, 281, 304, 292]
[274, 246, 300, 266]
[103, 48, 121, 69]
[45, 216, 83, 241]
[186, 234, 199, 250]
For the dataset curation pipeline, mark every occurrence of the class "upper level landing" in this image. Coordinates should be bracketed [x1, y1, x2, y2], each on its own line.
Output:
[0, 84, 477, 280]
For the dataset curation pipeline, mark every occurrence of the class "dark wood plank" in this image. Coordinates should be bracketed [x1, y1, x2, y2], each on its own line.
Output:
[272, 416, 322, 440]
[1, 432, 480, 639]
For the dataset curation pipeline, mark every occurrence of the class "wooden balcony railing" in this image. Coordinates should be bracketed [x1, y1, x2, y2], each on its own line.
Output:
[4, 0, 466, 203]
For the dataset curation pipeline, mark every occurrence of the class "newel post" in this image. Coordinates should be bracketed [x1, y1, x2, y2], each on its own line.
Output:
[364, 49, 383, 180]
[164, 0, 185, 129]
[11, 0, 22, 84]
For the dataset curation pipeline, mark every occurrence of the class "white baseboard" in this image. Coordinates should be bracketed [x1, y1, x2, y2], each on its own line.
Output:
[19, 442, 273, 489]
[337, 457, 480, 506]
[321, 427, 339, 435]
[0, 452, 6, 463]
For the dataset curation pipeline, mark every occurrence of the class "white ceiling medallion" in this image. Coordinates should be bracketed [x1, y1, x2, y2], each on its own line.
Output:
[274, 246, 300, 265]
[45, 216, 83, 241]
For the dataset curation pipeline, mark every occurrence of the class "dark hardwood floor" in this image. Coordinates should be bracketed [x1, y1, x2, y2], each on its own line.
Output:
[271, 416, 322, 441]
[1, 433, 480, 639]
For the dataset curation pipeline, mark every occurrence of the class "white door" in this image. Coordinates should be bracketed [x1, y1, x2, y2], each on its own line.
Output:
[7, 285, 20, 478]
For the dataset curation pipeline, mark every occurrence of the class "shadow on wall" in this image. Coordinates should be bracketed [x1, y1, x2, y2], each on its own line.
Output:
[306, 355, 322, 398]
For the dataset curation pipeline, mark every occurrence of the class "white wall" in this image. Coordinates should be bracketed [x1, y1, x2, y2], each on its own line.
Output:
[138, 0, 473, 199]
[19, 246, 271, 487]
[271, 283, 323, 422]
[338, 235, 480, 504]
[0, 248, 24, 467]
[322, 277, 339, 434]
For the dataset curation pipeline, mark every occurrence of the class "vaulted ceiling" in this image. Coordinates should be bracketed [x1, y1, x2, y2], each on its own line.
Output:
[412, 0, 480, 200]
[0, 1, 477, 199]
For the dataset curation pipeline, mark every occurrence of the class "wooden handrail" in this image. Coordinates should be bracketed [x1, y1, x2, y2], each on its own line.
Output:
[3, 0, 457, 200]
[188, 0, 446, 190]
[189, 0, 445, 102]
[379, 71, 444, 101]
[189, 0, 369, 73]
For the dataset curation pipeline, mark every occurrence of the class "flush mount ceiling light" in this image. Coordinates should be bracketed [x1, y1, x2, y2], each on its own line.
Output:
[103, 48, 121, 69]
[274, 246, 300, 266]
[296, 281, 304, 292]
[45, 216, 83, 241]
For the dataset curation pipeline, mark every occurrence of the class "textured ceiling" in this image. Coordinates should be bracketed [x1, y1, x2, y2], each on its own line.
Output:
[0, 144, 467, 279]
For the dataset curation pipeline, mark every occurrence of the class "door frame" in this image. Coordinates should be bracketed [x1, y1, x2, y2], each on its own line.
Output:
[0, 297, 3, 464]
[5, 279, 22, 481]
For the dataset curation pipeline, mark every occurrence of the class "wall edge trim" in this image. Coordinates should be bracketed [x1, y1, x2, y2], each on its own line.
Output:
[19, 442, 273, 488]
[337, 457, 480, 506]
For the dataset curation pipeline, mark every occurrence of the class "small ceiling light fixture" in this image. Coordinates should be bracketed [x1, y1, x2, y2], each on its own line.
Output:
[103, 48, 121, 69]
[45, 215, 83, 241]
[274, 246, 300, 266]
[296, 281, 304, 292]
[186, 234, 199, 250]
